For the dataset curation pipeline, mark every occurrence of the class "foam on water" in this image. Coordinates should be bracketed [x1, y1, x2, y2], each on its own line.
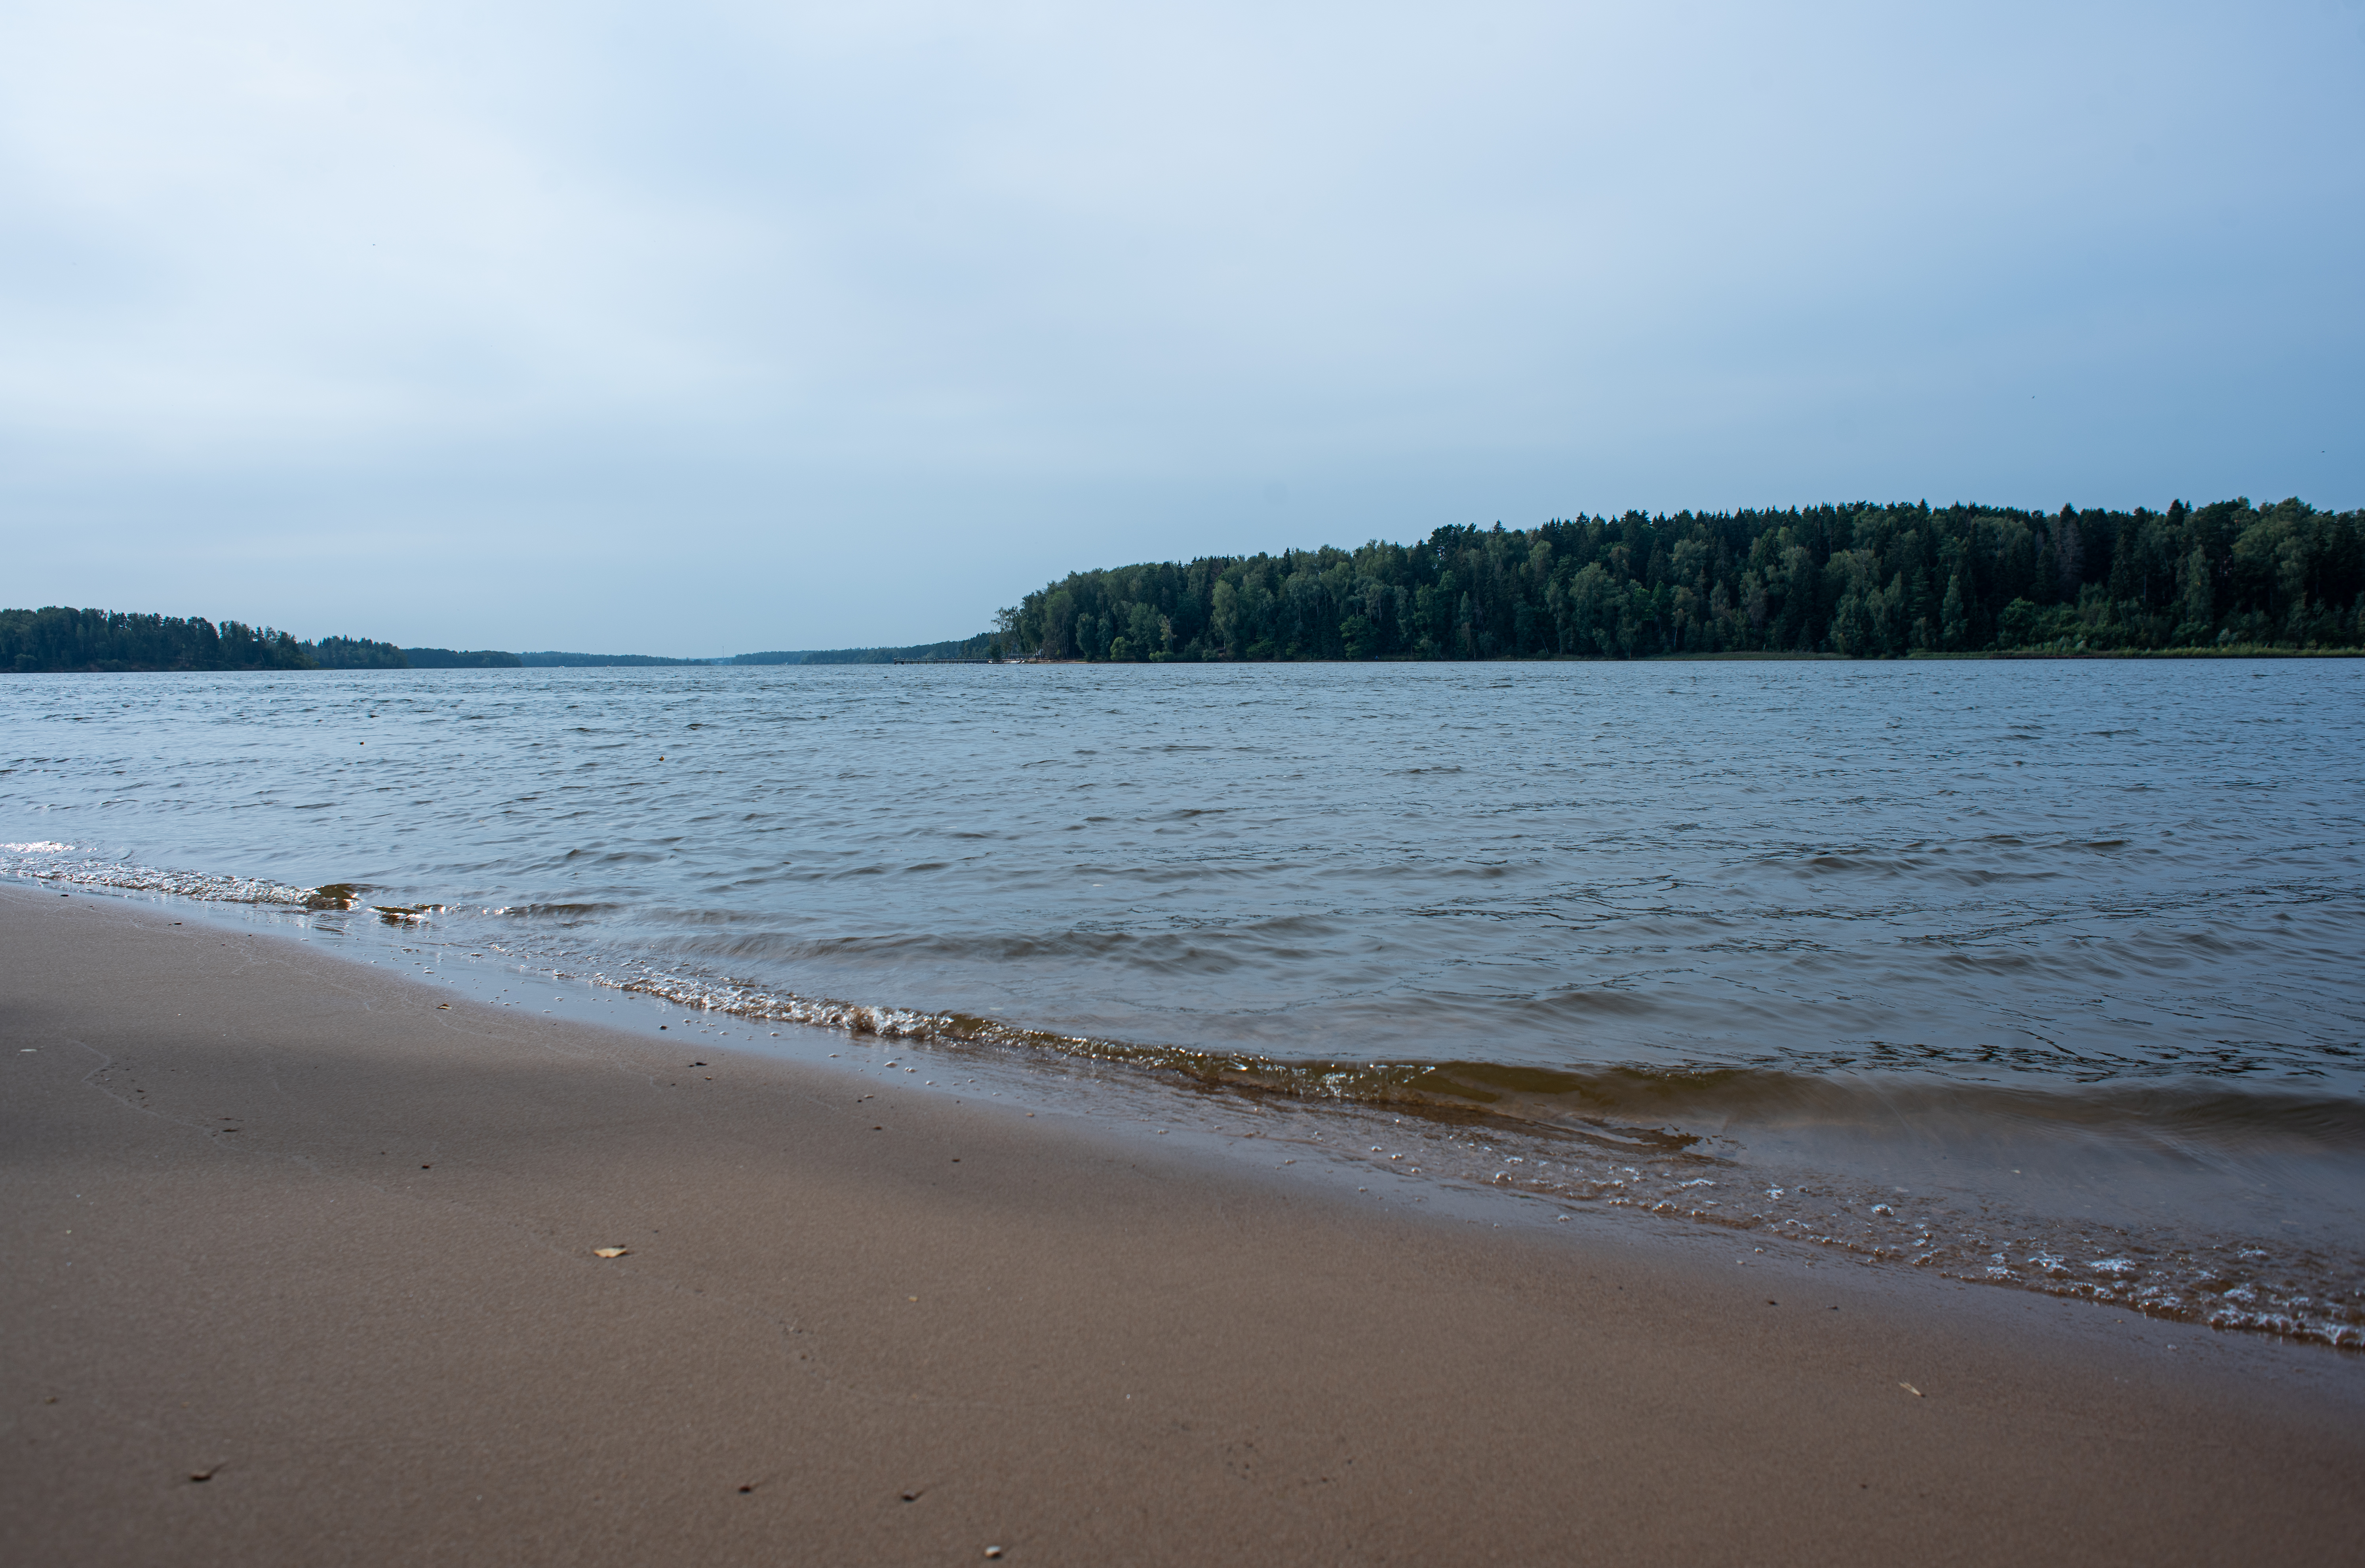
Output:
[2, 841, 319, 906]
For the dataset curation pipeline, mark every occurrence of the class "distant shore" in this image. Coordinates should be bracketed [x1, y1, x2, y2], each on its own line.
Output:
[13, 495, 2365, 672]
[4, 883, 2360, 1566]
[10, 644, 2361, 674]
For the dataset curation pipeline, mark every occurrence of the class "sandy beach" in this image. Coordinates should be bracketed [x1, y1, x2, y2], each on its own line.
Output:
[3, 883, 2359, 1566]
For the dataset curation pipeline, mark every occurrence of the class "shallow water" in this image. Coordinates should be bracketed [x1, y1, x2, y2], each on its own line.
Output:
[5, 659, 2361, 1342]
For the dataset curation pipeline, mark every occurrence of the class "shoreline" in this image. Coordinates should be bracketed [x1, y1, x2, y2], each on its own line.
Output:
[4, 884, 2361, 1564]
[6, 647, 2365, 676]
[8, 863, 2364, 1352]
[9, 857, 2361, 1353]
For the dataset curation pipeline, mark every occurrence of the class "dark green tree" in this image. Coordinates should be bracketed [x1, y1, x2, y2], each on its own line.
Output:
[1003, 499, 2365, 662]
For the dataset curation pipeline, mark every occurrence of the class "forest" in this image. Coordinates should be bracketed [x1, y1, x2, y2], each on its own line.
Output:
[0, 611, 536, 672]
[522, 651, 699, 667]
[11, 495, 2361, 671]
[733, 638, 995, 665]
[403, 647, 523, 668]
[1002, 497, 2365, 661]
[310, 636, 407, 668]
[2, 607, 316, 673]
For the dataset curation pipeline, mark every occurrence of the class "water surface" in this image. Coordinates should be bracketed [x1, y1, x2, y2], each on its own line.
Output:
[6, 660, 2360, 1342]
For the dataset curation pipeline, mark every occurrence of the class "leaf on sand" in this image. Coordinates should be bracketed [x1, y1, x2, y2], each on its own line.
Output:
[593, 1247, 630, 1259]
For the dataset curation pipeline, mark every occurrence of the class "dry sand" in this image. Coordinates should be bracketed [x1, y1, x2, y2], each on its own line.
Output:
[3, 883, 2359, 1566]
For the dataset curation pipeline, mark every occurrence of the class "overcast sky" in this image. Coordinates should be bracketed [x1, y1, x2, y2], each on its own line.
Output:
[3, 0, 2359, 654]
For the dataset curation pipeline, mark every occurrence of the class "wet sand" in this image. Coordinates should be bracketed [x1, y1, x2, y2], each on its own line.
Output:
[3, 883, 2360, 1566]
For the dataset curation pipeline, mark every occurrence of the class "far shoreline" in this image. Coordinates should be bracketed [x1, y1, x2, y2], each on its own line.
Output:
[9, 645, 2364, 675]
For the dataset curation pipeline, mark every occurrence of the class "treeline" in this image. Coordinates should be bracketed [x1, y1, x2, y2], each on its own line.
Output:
[314, 639, 520, 668]
[22, 494, 2361, 675]
[310, 636, 407, 668]
[3, 607, 313, 673]
[0, 607, 1003, 671]
[522, 651, 703, 667]
[404, 647, 523, 668]
[1007, 497, 2365, 661]
[733, 636, 997, 664]
[0, 609, 540, 672]
[308, 637, 522, 669]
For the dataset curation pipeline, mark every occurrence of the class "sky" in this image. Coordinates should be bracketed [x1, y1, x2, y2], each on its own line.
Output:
[2, 0, 2360, 655]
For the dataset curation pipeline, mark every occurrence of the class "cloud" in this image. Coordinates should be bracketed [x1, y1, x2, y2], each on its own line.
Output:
[1, 0, 2358, 651]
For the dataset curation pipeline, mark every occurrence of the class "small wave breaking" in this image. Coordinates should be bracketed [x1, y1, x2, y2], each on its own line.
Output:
[4, 842, 329, 907]
[8, 842, 2359, 1349]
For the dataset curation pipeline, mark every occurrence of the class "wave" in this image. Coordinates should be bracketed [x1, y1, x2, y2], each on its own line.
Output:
[588, 962, 2365, 1155]
[4, 843, 334, 908]
[362, 944, 2365, 1350]
[9, 842, 2360, 1348]
[8, 841, 2356, 1150]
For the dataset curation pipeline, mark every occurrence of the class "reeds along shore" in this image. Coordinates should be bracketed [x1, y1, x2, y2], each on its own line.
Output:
[3, 884, 2361, 1567]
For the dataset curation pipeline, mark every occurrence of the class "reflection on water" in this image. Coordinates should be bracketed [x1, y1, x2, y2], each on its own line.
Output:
[4, 658, 2361, 1342]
